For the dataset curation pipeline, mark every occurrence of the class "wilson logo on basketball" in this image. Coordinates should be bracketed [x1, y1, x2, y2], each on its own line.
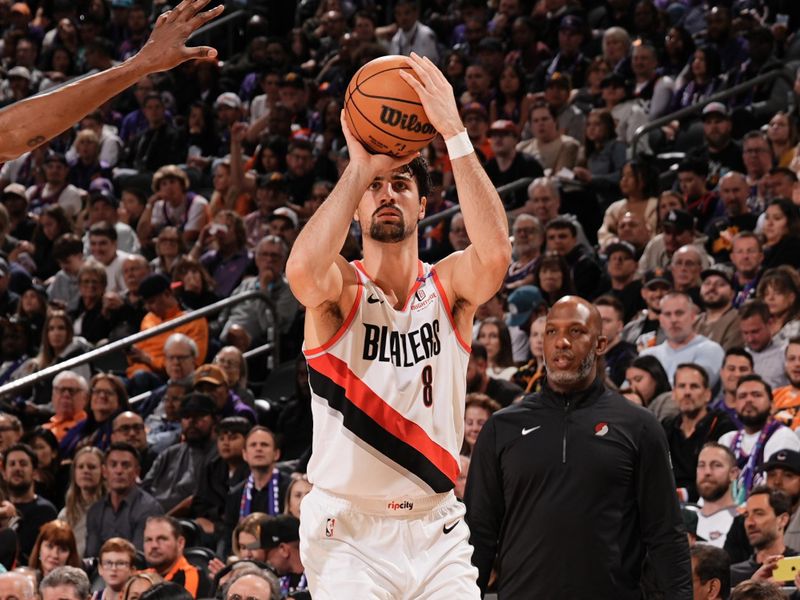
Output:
[379, 106, 435, 135]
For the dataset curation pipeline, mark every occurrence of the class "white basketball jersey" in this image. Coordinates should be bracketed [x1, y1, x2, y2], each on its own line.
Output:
[303, 260, 471, 499]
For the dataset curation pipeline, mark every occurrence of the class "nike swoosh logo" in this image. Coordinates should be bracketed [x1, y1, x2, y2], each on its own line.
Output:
[443, 520, 460, 534]
[367, 294, 382, 304]
[522, 426, 541, 436]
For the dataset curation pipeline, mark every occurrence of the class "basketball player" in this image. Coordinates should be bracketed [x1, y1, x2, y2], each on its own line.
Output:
[0, 0, 222, 162]
[286, 52, 511, 598]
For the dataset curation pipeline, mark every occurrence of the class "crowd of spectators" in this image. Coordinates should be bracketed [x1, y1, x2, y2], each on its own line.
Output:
[0, 0, 800, 597]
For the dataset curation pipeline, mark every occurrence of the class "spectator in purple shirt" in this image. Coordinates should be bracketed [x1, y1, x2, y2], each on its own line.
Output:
[191, 210, 252, 298]
[192, 364, 256, 424]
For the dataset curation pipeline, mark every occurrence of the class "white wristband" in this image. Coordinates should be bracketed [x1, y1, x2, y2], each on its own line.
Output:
[445, 130, 474, 160]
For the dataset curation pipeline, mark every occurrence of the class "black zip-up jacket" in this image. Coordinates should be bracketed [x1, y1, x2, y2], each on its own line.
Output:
[464, 377, 692, 599]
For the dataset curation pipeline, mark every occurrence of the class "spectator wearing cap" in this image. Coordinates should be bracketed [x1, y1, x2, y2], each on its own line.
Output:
[696, 264, 745, 352]
[389, 0, 439, 63]
[460, 102, 492, 161]
[727, 26, 791, 133]
[639, 208, 709, 274]
[596, 295, 638, 387]
[123, 92, 186, 176]
[138, 165, 209, 248]
[762, 450, 800, 552]
[505, 285, 544, 364]
[251, 515, 305, 591]
[705, 172, 757, 263]
[82, 190, 140, 255]
[142, 393, 218, 514]
[641, 292, 726, 389]
[517, 102, 580, 174]
[597, 160, 659, 251]
[621, 268, 671, 350]
[267, 207, 299, 248]
[188, 210, 252, 298]
[505, 215, 543, 293]
[544, 72, 585, 143]
[243, 174, 291, 250]
[125, 273, 208, 393]
[690, 103, 745, 181]
[67, 129, 112, 192]
[485, 120, 543, 209]
[632, 42, 674, 120]
[223, 427, 290, 553]
[677, 158, 719, 232]
[193, 363, 255, 424]
[605, 240, 645, 322]
[26, 153, 83, 219]
[0, 66, 33, 107]
[599, 72, 649, 146]
[2, 182, 36, 241]
[531, 15, 590, 93]
[216, 235, 300, 355]
[190, 415, 249, 543]
[86, 441, 164, 557]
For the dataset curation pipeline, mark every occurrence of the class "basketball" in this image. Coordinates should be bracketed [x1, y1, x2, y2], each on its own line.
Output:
[344, 55, 436, 158]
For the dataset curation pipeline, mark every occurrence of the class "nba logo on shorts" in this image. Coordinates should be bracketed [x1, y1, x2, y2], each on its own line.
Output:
[325, 518, 335, 538]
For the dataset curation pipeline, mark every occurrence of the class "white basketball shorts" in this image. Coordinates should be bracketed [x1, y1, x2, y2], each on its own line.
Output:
[299, 487, 480, 599]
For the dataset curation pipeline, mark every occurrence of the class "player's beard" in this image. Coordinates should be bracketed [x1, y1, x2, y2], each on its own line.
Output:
[545, 348, 596, 388]
[369, 209, 414, 243]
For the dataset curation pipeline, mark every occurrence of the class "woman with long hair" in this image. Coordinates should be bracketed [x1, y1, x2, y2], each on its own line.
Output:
[21, 428, 63, 508]
[284, 477, 312, 519]
[669, 45, 722, 113]
[463, 393, 502, 454]
[476, 317, 517, 380]
[767, 111, 798, 168]
[20, 310, 91, 405]
[625, 355, 678, 421]
[121, 573, 164, 600]
[757, 266, 800, 343]
[57, 446, 105, 557]
[762, 198, 800, 270]
[489, 63, 532, 133]
[208, 512, 270, 579]
[170, 256, 219, 310]
[573, 108, 628, 207]
[655, 190, 686, 233]
[31, 205, 74, 280]
[28, 520, 82, 576]
[150, 226, 184, 275]
[513, 315, 546, 393]
[597, 160, 659, 248]
[60, 373, 129, 458]
[532, 253, 575, 307]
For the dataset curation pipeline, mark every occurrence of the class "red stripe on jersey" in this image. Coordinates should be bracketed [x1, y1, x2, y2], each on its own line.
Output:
[431, 268, 471, 353]
[308, 352, 459, 485]
[304, 268, 363, 356]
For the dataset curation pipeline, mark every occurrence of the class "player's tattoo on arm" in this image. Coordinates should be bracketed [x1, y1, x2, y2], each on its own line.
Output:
[26, 135, 45, 148]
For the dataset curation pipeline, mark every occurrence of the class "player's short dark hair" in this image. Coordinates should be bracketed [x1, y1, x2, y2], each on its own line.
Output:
[748, 485, 791, 517]
[675, 363, 709, 389]
[400, 155, 431, 200]
[724, 347, 753, 368]
[691, 544, 730, 598]
[736, 374, 772, 402]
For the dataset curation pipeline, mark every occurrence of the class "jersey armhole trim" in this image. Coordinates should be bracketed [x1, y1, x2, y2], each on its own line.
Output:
[431, 268, 471, 354]
[303, 264, 363, 356]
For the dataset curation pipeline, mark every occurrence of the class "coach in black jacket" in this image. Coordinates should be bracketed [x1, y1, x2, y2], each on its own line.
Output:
[464, 296, 692, 599]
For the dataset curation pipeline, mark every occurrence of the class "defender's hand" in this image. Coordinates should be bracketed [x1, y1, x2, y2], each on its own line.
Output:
[399, 53, 464, 140]
[133, 0, 224, 73]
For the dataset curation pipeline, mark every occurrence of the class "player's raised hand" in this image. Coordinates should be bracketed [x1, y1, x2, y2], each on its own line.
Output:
[399, 53, 464, 139]
[340, 110, 418, 176]
[133, 0, 224, 73]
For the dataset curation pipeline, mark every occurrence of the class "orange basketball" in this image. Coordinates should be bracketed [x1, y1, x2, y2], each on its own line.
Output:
[344, 55, 436, 158]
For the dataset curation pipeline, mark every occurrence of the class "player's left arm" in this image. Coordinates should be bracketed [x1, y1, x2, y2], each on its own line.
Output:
[400, 53, 511, 306]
